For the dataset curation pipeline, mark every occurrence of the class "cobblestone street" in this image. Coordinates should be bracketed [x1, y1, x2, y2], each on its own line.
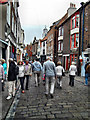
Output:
[9, 74, 89, 120]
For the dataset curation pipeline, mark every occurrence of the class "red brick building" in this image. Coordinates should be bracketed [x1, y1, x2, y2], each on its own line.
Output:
[56, 1, 90, 76]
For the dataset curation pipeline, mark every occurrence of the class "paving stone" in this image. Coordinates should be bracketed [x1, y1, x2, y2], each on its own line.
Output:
[55, 113, 73, 118]
[46, 114, 55, 118]
[13, 75, 89, 119]
[51, 110, 61, 114]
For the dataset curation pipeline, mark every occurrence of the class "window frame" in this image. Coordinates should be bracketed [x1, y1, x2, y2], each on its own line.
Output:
[70, 33, 79, 49]
[71, 12, 79, 29]
[70, 54, 77, 65]
[58, 26, 63, 37]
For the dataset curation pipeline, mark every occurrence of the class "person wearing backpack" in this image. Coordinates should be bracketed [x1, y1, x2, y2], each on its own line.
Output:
[33, 58, 42, 87]
[85, 58, 90, 86]
[14, 58, 19, 90]
[6, 58, 17, 100]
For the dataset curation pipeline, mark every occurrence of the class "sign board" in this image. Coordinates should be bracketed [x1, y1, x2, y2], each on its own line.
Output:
[0, 0, 8, 4]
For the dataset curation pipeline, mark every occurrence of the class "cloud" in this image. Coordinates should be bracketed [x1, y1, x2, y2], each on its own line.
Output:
[18, 0, 88, 44]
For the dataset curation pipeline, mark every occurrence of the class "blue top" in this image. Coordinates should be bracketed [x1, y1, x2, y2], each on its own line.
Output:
[3, 63, 7, 75]
[33, 61, 42, 72]
[43, 60, 56, 77]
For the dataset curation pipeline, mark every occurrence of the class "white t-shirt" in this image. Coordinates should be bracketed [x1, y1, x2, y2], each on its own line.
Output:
[56, 65, 65, 76]
[18, 65, 24, 77]
[69, 65, 77, 76]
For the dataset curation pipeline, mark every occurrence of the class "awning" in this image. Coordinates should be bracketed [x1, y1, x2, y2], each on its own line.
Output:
[0, 38, 8, 45]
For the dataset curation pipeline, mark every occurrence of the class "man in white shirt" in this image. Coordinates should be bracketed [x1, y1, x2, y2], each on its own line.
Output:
[69, 61, 77, 87]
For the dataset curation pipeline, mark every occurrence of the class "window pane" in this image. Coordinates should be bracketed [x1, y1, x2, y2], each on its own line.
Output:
[74, 55, 77, 63]
[76, 17, 79, 27]
[59, 27, 63, 36]
[72, 55, 73, 61]
[58, 41, 60, 50]
[62, 27, 64, 36]
[61, 42, 63, 51]
[76, 14, 79, 17]
[76, 34, 79, 47]
[72, 19, 75, 28]
[72, 35, 74, 48]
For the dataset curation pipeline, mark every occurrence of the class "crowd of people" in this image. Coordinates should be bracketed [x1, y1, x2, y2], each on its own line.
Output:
[0, 57, 90, 100]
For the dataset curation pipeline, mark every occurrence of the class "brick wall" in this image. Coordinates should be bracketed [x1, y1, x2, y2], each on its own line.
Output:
[63, 20, 70, 54]
[84, 4, 90, 50]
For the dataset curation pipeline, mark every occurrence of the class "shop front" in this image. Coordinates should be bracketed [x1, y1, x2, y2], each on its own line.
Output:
[0, 39, 8, 60]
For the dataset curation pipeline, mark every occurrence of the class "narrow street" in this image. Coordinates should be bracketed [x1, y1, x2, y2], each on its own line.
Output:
[4, 74, 89, 120]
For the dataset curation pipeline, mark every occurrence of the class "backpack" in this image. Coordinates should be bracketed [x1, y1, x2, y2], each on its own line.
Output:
[86, 63, 90, 74]
[15, 65, 19, 75]
[34, 62, 41, 71]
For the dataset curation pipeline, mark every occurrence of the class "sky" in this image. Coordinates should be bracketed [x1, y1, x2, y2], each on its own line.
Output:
[18, 0, 88, 45]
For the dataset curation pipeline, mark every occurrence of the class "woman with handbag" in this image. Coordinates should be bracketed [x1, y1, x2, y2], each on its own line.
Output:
[18, 61, 25, 93]
[69, 61, 77, 87]
[56, 61, 65, 89]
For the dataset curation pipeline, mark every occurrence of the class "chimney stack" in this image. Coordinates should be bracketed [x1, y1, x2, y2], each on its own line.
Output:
[67, 3, 77, 17]
[70, 3, 76, 8]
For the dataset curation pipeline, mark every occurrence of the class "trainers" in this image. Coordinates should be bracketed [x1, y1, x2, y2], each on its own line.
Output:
[26, 88, 29, 90]
[6, 96, 12, 100]
[45, 94, 48, 99]
[50, 94, 54, 99]
[60, 86, 62, 89]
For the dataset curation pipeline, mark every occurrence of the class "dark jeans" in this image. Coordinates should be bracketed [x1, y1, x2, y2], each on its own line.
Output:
[25, 75, 29, 89]
[19, 77, 24, 90]
[69, 75, 75, 86]
[0, 79, 4, 91]
[85, 73, 90, 85]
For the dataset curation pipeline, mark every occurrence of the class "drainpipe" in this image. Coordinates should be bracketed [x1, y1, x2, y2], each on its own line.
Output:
[81, 2, 84, 52]
[77, 2, 84, 76]
[77, 6, 82, 76]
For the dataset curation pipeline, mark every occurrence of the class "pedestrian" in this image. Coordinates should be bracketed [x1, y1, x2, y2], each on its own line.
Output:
[13, 58, 19, 90]
[24, 60, 32, 90]
[43, 57, 57, 99]
[0, 60, 5, 92]
[56, 61, 65, 89]
[1, 59, 7, 91]
[33, 58, 42, 87]
[6, 58, 17, 100]
[2, 59, 7, 81]
[85, 58, 90, 86]
[69, 61, 77, 87]
[18, 61, 25, 93]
